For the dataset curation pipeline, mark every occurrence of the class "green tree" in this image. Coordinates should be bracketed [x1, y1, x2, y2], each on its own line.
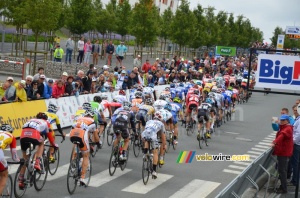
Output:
[105, 0, 117, 39]
[159, 8, 173, 51]
[270, 26, 284, 46]
[131, 0, 160, 51]
[191, 4, 208, 49]
[215, 11, 230, 46]
[115, 0, 132, 40]
[203, 6, 218, 47]
[170, 0, 197, 53]
[227, 13, 237, 46]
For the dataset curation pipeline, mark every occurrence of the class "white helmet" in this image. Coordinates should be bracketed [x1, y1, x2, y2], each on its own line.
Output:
[100, 93, 108, 100]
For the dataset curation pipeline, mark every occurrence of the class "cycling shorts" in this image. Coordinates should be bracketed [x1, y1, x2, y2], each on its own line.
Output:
[113, 127, 129, 139]
[197, 111, 209, 123]
[172, 112, 178, 125]
[187, 101, 198, 113]
[0, 150, 7, 172]
[70, 128, 90, 152]
[136, 110, 147, 126]
[20, 128, 43, 151]
[141, 130, 159, 149]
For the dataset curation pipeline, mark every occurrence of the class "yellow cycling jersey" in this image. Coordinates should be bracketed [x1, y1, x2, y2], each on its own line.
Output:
[0, 132, 16, 150]
[74, 109, 86, 121]
[204, 83, 213, 89]
[45, 111, 61, 130]
[139, 105, 155, 115]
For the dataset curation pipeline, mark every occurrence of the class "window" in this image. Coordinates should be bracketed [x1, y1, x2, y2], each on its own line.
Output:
[170, 0, 173, 7]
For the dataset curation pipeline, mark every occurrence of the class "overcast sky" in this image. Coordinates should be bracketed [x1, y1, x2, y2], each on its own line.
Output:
[188, 0, 300, 43]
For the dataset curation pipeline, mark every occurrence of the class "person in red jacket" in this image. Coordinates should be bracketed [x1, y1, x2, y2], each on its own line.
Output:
[51, 79, 65, 98]
[272, 114, 293, 194]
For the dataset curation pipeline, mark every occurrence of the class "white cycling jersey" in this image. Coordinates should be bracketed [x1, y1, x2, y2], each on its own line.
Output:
[157, 109, 172, 122]
[153, 100, 167, 111]
[113, 95, 127, 104]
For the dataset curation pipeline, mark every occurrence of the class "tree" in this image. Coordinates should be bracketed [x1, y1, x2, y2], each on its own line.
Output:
[170, 0, 197, 53]
[270, 26, 284, 46]
[131, 0, 160, 51]
[115, 0, 132, 40]
[105, 0, 117, 39]
[191, 4, 208, 49]
[159, 8, 173, 51]
[215, 11, 230, 46]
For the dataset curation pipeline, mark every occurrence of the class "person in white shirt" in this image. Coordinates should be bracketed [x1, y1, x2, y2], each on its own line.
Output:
[77, 37, 85, 64]
[133, 55, 142, 70]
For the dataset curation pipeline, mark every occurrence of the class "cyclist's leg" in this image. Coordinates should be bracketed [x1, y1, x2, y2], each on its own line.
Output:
[112, 128, 121, 148]
[49, 131, 55, 160]
[80, 130, 90, 183]
[0, 150, 8, 195]
[121, 129, 130, 151]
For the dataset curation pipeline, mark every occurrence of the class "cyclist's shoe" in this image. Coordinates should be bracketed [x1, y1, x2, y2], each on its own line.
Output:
[205, 132, 211, 139]
[34, 159, 41, 171]
[152, 171, 157, 179]
[182, 120, 186, 125]
[120, 151, 127, 161]
[18, 182, 25, 190]
[49, 156, 55, 163]
[80, 178, 88, 186]
[159, 157, 164, 165]
[97, 141, 102, 149]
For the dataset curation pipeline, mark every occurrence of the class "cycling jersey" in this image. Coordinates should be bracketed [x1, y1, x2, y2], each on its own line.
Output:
[141, 120, 165, 146]
[187, 94, 200, 113]
[214, 93, 224, 108]
[157, 109, 173, 123]
[175, 86, 185, 100]
[113, 109, 136, 138]
[153, 99, 167, 111]
[131, 98, 143, 112]
[170, 88, 177, 99]
[0, 131, 18, 172]
[45, 111, 61, 133]
[203, 83, 213, 93]
[198, 103, 212, 123]
[139, 104, 155, 115]
[90, 101, 104, 124]
[101, 100, 110, 111]
[170, 102, 181, 125]
[113, 95, 127, 104]
[129, 89, 137, 102]
[232, 89, 239, 99]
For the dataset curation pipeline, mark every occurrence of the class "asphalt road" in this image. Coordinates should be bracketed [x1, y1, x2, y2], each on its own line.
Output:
[3, 92, 298, 198]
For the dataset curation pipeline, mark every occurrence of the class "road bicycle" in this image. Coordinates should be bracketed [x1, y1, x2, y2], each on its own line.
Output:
[142, 138, 159, 185]
[45, 134, 64, 175]
[198, 116, 208, 149]
[2, 161, 21, 198]
[185, 107, 197, 136]
[106, 119, 114, 146]
[165, 130, 176, 153]
[133, 121, 143, 158]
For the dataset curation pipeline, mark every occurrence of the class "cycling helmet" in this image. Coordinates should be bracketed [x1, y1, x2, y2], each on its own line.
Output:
[173, 97, 181, 103]
[164, 93, 171, 99]
[164, 103, 172, 112]
[207, 79, 212, 83]
[84, 109, 95, 117]
[145, 98, 153, 105]
[170, 83, 175, 88]
[196, 81, 202, 86]
[119, 90, 126, 96]
[205, 98, 213, 104]
[208, 92, 215, 98]
[0, 124, 13, 133]
[179, 83, 184, 87]
[48, 103, 58, 113]
[216, 89, 222, 93]
[100, 93, 108, 100]
[193, 89, 199, 95]
[165, 87, 170, 91]
[231, 73, 235, 76]
[159, 95, 166, 100]
[122, 101, 132, 111]
[137, 85, 143, 91]
[221, 88, 225, 92]
[193, 84, 199, 89]
[94, 95, 102, 103]
[36, 112, 48, 120]
[154, 111, 163, 121]
[211, 88, 217, 93]
[148, 83, 154, 88]
[228, 86, 233, 91]
[135, 91, 143, 98]
[133, 84, 139, 89]
[82, 102, 92, 111]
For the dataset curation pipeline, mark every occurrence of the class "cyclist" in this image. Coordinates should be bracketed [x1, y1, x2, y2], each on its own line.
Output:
[136, 98, 155, 132]
[160, 87, 171, 98]
[100, 93, 113, 119]
[45, 103, 66, 162]
[90, 96, 106, 149]
[153, 95, 168, 112]
[229, 73, 236, 87]
[70, 109, 96, 186]
[225, 87, 233, 111]
[170, 84, 177, 99]
[175, 83, 186, 102]
[241, 71, 248, 99]
[143, 83, 155, 100]
[141, 112, 166, 179]
[197, 99, 212, 140]
[112, 101, 136, 161]
[113, 90, 127, 104]
[0, 124, 20, 194]
[223, 72, 230, 88]
[214, 89, 224, 127]
[170, 98, 181, 145]
[203, 79, 213, 100]
[131, 91, 143, 113]
[74, 102, 92, 121]
[19, 112, 58, 189]
[184, 89, 201, 127]
[232, 86, 239, 112]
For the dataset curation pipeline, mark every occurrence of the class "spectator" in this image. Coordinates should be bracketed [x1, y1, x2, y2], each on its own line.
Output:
[33, 67, 46, 81]
[98, 74, 105, 91]
[86, 64, 97, 76]
[272, 114, 293, 194]
[54, 44, 64, 62]
[4, 77, 16, 102]
[272, 108, 295, 131]
[52, 79, 65, 98]
[133, 55, 142, 69]
[99, 65, 109, 75]
[84, 39, 92, 67]
[24, 75, 33, 93]
[147, 74, 154, 84]
[43, 79, 54, 99]
[142, 60, 151, 73]
[127, 72, 138, 89]
[82, 71, 94, 93]
[37, 75, 46, 97]
[110, 73, 117, 88]
[116, 41, 127, 67]
[288, 105, 300, 187]
[77, 37, 85, 64]
[74, 70, 84, 82]
[132, 67, 140, 84]
[72, 80, 81, 96]
[61, 72, 68, 85]
[14, 80, 27, 102]
[138, 71, 144, 86]
[27, 80, 41, 100]
[92, 40, 101, 66]
[106, 40, 114, 66]
[91, 77, 97, 93]
[116, 70, 127, 89]
[0, 82, 9, 101]
[65, 36, 74, 64]
[122, 76, 129, 90]
[65, 76, 74, 96]
[103, 71, 110, 81]
[153, 58, 160, 68]
[168, 71, 176, 83]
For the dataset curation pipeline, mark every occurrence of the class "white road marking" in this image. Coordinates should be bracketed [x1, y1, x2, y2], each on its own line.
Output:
[247, 151, 262, 155]
[259, 142, 272, 146]
[48, 163, 70, 181]
[223, 169, 242, 174]
[225, 132, 240, 135]
[251, 147, 266, 152]
[233, 161, 251, 166]
[262, 139, 273, 143]
[255, 145, 270, 149]
[228, 165, 246, 170]
[121, 173, 173, 194]
[89, 168, 132, 187]
[168, 179, 220, 198]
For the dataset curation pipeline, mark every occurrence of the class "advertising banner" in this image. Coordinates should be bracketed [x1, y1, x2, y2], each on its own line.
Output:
[216, 46, 236, 56]
[285, 26, 300, 35]
[276, 34, 285, 50]
[256, 54, 300, 90]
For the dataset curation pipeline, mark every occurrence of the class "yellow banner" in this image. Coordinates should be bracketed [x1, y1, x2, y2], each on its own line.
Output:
[0, 100, 47, 137]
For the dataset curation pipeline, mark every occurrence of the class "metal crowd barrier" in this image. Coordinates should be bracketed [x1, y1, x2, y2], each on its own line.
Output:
[216, 148, 277, 198]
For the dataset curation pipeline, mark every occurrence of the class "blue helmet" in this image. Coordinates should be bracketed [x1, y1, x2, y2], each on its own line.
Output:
[164, 103, 172, 112]
[148, 83, 154, 88]
[170, 83, 175, 88]
[179, 83, 184, 87]
[205, 98, 213, 104]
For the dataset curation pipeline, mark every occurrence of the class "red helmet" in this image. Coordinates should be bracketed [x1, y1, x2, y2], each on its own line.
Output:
[119, 90, 126, 95]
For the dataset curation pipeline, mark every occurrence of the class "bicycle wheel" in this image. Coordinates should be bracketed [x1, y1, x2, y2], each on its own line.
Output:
[34, 155, 48, 191]
[47, 148, 60, 175]
[172, 136, 177, 150]
[67, 159, 78, 195]
[142, 157, 150, 185]
[14, 165, 27, 198]
[109, 147, 118, 176]
[186, 122, 190, 136]
[106, 126, 113, 146]
[1, 174, 12, 198]
[198, 128, 203, 149]
[120, 148, 129, 171]
[133, 136, 141, 158]
[84, 157, 92, 187]
[90, 143, 97, 158]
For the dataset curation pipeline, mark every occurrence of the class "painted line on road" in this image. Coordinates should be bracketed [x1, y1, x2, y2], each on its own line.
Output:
[264, 137, 274, 140]
[66, 133, 70, 137]
[121, 173, 173, 194]
[247, 151, 262, 155]
[255, 145, 270, 149]
[259, 142, 272, 146]
[89, 168, 132, 187]
[262, 139, 273, 143]
[225, 132, 240, 135]
[48, 163, 70, 181]
[248, 154, 259, 159]
[228, 165, 246, 170]
[223, 169, 242, 174]
[235, 137, 252, 142]
[233, 161, 251, 166]
[168, 179, 220, 198]
[268, 134, 275, 138]
[251, 148, 266, 152]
